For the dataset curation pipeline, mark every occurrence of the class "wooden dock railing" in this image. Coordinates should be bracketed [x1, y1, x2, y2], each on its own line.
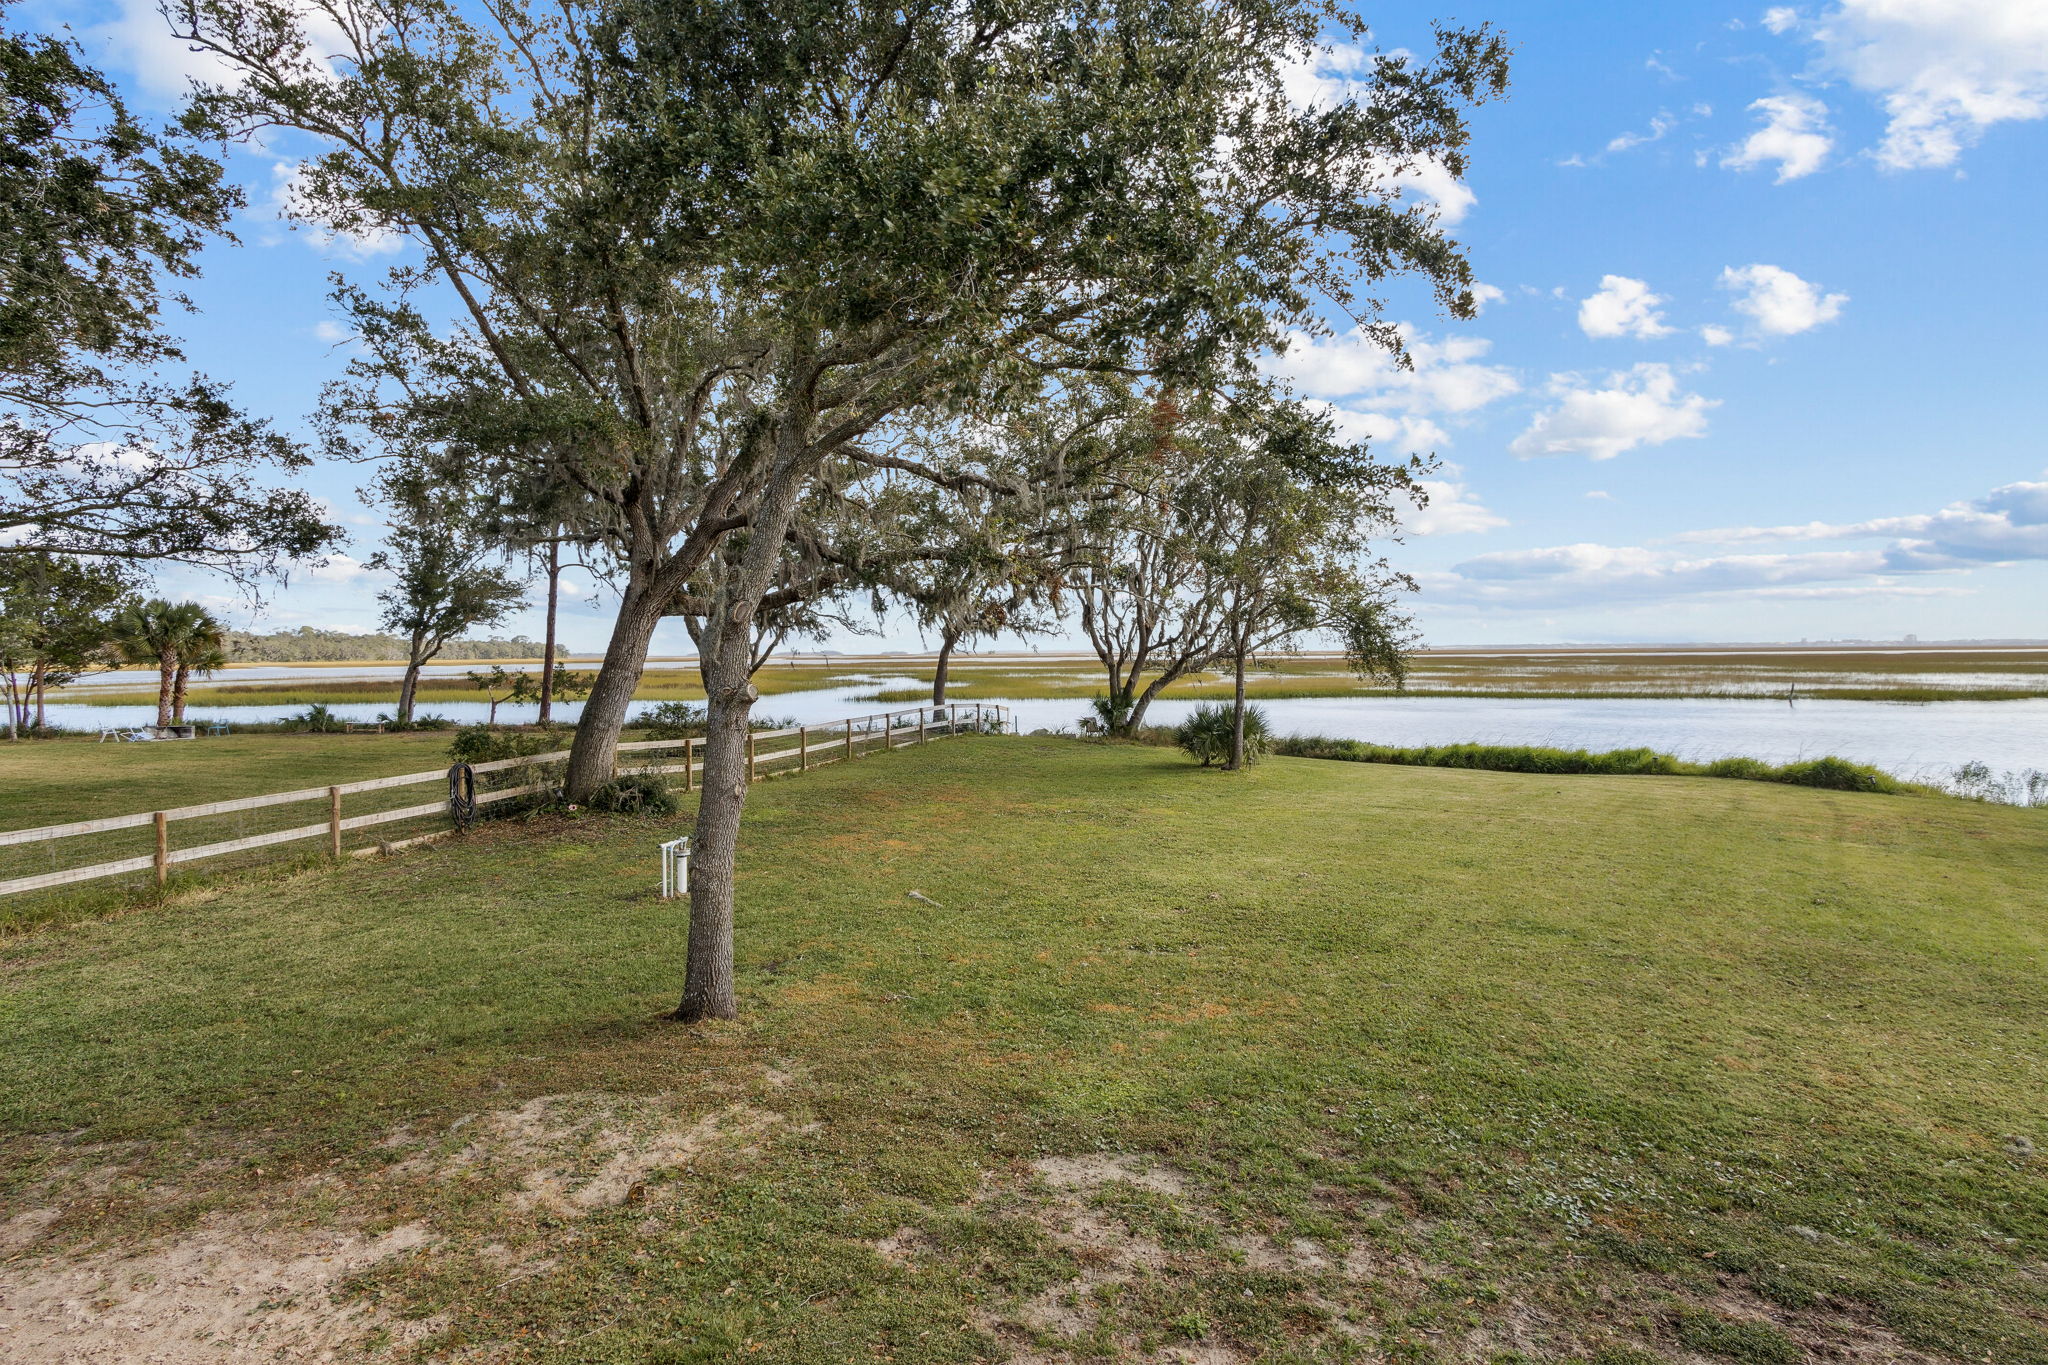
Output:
[0, 702, 1008, 899]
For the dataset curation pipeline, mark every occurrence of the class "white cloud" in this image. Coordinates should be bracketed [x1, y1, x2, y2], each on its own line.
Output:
[1278, 45, 1477, 223]
[1670, 473, 2048, 566]
[1585, 490, 1614, 500]
[1701, 324, 1736, 346]
[62, 441, 156, 475]
[1265, 326, 1521, 418]
[1376, 156, 1478, 225]
[1808, 0, 2048, 170]
[1718, 263, 1848, 336]
[1278, 42, 1378, 110]
[1419, 469, 2048, 610]
[1606, 113, 1678, 154]
[1468, 282, 1506, 313]
[1312, 405, 1450, 458]
[310, 496, 380, 529]
[1722, 94, 1835, 181]
[266, 162, 406, 259]
[1762, 7, 1801, 35]
[1407, 462, 1508, 536]
[1429, 542, 1928, 608]
[1422, 541, 1975, 611]
[300, 553, 381, 584]
[81, 0, 355, 101]
[312, 320, 356, 344]
[1510, 364, 1717, 462]
[531, 574, 586, 600]
[1577, 275, 1674, 340]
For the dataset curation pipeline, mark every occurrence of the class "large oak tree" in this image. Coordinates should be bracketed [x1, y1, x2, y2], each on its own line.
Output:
[177, 0, 1506, 1020]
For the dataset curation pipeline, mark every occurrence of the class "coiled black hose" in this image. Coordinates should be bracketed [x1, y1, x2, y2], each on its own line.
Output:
[447, 762, 478, 829]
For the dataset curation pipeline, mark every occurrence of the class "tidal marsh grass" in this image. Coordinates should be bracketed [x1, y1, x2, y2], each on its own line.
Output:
[58, 646, 2048, 713]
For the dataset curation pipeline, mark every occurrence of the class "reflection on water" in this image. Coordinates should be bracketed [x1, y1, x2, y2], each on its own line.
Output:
[1007, 699, 2048, 785]
[990, 695, 2048, 786]
[35, 687, 2048, 788]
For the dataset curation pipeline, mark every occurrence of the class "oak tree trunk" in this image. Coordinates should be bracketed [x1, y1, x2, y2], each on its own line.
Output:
[675, 629, 756, 1022]
[538, 539, 559, 725]
[396, 654, 423, 724]
[1226, 649, 1247, 771]
[565, 577, 668, 800]
[931, 628, 958, 706]
[673, 433, 814, 1023]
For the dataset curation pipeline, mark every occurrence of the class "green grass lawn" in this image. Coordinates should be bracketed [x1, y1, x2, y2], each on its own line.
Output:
[0, 732, 469, 930]
[0, 730, 459, 831]
[2, 737, 2045, 1363]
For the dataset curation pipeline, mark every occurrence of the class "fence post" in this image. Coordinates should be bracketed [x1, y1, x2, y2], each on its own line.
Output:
[846, 717, 854, 761]
[684, 737, 693, 792]
[800, 725, 809, 772]
[328, 786, 342, 858]
[747, 732, 756, 783]
[919, 710, 926, 745]
[153, 811, 167, 887]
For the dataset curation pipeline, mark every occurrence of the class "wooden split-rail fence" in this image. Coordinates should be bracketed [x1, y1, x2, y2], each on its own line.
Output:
[0, 702, 1010, 900]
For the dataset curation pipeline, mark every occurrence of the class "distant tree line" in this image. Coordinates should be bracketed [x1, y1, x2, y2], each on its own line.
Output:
[222, 627, 568, 665]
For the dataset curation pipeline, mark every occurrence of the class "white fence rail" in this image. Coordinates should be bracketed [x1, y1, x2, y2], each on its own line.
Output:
[0, 702, 1008, 899]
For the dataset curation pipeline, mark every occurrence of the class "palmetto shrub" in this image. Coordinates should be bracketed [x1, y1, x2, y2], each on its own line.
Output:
[286, 702, 345, 733]
[1175, 702, 1270, 767]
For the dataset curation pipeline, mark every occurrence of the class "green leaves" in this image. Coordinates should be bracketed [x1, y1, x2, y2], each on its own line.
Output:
[0, 20, 333, 578]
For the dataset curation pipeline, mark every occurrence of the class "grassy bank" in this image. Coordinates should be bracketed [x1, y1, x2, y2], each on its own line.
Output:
[1271, 735, 1909, 793]
[3, 739, 2046, 1362]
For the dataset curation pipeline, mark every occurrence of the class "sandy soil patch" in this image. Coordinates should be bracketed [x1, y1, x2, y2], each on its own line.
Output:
[0, 1218, 438, 1364]
[0, 1086, 786, 1363]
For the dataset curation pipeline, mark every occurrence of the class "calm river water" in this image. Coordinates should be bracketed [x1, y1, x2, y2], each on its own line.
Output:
[40, 679, 2048, 787]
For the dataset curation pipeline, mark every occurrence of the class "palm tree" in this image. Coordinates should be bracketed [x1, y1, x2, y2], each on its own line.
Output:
[169, 608, 228, 723]
[111, 600, 226, 727]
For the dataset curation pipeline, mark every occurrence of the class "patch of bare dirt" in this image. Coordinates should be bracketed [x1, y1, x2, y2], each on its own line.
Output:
[0, 1084, 790, 1363]
[1030, 1153, 1187, 1198]
[0, 1218, 439, 1364]
[873, 1226, 938, 1266]
[1697, 1282, 1953, 1364]
[388, 1090, 783, 1219]
[966, 1152, 1237, 1361]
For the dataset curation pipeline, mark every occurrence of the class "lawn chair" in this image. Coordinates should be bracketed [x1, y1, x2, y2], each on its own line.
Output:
[118, 728, 160, 743]
[203, 720, 230, 736]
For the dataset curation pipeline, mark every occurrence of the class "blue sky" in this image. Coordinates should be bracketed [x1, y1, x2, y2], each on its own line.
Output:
[32, 0, 2048, 652]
